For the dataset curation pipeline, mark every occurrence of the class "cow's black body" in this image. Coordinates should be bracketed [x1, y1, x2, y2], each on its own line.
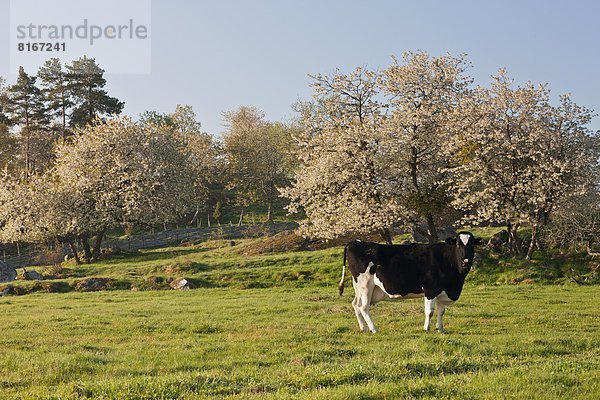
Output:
[339, 232, 481, 333]
[344, 241, 468, 301]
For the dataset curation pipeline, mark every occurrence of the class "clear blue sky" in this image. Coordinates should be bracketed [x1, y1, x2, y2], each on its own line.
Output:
[1, 0, 599, 135]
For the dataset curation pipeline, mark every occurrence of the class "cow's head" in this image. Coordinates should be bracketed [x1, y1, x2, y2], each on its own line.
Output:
[445, 231, 482, 273]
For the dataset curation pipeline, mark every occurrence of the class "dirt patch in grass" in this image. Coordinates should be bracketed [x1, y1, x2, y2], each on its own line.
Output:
[1, 281, 72, 295]
[136, 275, 172, 291]
[242, 230, 388, 255]
[243, 230, 312, 255]
[73, 278, 117, 292]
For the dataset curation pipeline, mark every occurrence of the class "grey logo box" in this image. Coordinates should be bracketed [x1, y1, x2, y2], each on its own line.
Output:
[10, 0, 151, 74]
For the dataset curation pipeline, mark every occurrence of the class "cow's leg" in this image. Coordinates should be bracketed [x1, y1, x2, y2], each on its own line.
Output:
[352, 295, 368, 332]
[358, 291, 377, 333]
[436, 302, 446, 333]
[356, 268, 377, 333]
[435, 291, 455, 333]
[423, 297, 436, 331]
[351, 280, 368, 332]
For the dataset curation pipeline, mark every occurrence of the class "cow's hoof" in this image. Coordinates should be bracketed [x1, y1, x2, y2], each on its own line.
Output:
[437, 328, 446, 334]
[423, 326, 430, 332]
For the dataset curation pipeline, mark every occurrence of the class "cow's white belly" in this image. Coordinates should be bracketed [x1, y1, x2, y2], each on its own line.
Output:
[373, 275, 424, 301]
[388, 292, 424, 299]
[436, 290, 456, 305]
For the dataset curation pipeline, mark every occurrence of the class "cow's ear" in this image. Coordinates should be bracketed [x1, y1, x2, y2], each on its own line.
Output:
[445, 237, 457, 245]
[474, 237, 482, 245]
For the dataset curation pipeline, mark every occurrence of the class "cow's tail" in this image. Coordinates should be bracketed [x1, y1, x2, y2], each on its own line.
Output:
[338, 243, 349, 296]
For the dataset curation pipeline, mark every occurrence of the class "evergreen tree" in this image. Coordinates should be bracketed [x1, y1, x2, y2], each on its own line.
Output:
[3, 67, 48, 176]
[4, 67, 46, 129]
[0, 123, 18, 173]
[0, 78, 15, 171]
[0, 76, 9, 126]
[66, 56, 124, 127]
[38, 58, 72, 139]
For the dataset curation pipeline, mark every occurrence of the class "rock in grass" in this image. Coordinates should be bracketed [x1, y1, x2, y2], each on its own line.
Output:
[170, 277, 194, 290]
[18, 269, 44, 281]
[27, 270, 44, 280]
[0, 261, 17, 283]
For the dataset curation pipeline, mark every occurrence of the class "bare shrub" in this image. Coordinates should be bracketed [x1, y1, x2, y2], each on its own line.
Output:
[32, 248, 67, 266]
[541, 193, 600, 254]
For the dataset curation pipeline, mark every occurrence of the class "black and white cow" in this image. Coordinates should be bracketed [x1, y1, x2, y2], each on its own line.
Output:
[338, 232, 481, 333]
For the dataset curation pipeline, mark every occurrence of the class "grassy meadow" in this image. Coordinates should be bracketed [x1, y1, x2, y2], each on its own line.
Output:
[1, 231, 599, 399]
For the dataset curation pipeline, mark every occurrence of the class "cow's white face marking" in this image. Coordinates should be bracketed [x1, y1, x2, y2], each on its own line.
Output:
[459, 233, 470, 246]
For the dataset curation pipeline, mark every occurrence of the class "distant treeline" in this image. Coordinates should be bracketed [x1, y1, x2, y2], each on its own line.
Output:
[0, 53, 599, 263]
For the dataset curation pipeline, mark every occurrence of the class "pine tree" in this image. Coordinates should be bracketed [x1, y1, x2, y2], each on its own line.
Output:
[0, 78, 16, 172]
[66, 56, 124, 127]
[0, 123, 18, 173]
[0, 76, 8, 126]
[3, 67, 48, 176]
[38, 58, 72, 139]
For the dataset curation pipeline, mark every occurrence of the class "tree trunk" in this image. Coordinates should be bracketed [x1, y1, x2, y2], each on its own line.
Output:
[379, 227, 393, 244]
[425, 214, 439, 244]
[238, 208, 245, 226]
[189, 204, 200, 225]
[91, 229, 106, 261]
[526, 211, 545, 260]
[68, 240, 81, 265]
[507, 222, 525, 257]
[267, 202, 273, 223]
[79, 235, 92, 263]
[525, 223, 538, 260]
[61, 102, 66, 141]
[24, 99, 30, 178]
[25, 129, 30, 178]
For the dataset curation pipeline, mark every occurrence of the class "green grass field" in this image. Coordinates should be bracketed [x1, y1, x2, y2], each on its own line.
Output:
[2, 286, 598, 399]
[1, 233, 599, 399]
